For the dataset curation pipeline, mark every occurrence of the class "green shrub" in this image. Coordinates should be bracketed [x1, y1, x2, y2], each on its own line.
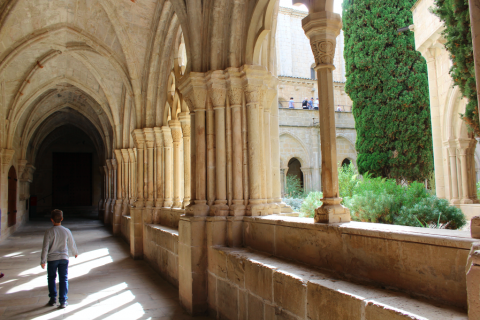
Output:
[283, 198, 304, 212]
[345, 190, 396, 223]
[395, 197, 466, 229]
[300, 192, 323, 218]
[285, 175, 305, 199]
[338, 163, 358, 199]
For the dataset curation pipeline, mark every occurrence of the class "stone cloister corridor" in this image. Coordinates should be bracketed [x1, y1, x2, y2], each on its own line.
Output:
[0, 217, 211, 320]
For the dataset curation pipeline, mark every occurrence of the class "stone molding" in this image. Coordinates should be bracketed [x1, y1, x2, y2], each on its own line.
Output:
[206, 70, 227, 108]
[143, 128, 155, 149]
[132, 129, 146, 149]
[178, 72, 208, 112]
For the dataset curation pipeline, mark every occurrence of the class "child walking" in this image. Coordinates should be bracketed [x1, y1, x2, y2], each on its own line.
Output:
[40, 209, 78, 308]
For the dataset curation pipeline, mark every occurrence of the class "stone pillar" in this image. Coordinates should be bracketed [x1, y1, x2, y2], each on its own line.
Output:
[468, 139, 479, 203]
[113, 150, 123, 235]
[121, 149, 130, 216]
[302, 10, 350, 223]
[270, 85, 283, 205]
[128, 149, 136, 206]
[154, 128, 164, 208]
[447, 143, 460, 204]
[179, 112, 191, 207]
[132, 130, 145, 208]
[457, 140, 473, 204]
[98, 166, 105, 219]
[206, 97, 215, 208]
[178, 73, 209, 315]
[104, 161, 112, 225]
[420, 48, 446, 198]
[280, 168, 287, 196]
[264, 86, 277, 207]
[131, 130, 145, 259]
[225, 68, 245, 216]
[143, 128, 155, 208]
[466, 242, 480, 319]
[170, 120, 183, 208]
[162, 126, 174, 208]
[242, 65, 266, 216]
[207, 71, 229, 216]
[469, 0, 480, 115]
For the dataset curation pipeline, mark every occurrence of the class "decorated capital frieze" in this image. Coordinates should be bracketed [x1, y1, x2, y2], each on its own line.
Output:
[153, 127, 165, 147]
[178, 72, 208, 111]
[143, 128, 156, 149]
[121, 149, 130, 164]
[132, 129, 146, 149]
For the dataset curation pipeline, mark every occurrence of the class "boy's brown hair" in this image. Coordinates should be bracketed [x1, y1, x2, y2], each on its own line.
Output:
[51, 209, 63, 223]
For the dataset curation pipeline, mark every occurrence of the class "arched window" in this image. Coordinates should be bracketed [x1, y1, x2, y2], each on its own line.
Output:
[8, 166, 17, 227]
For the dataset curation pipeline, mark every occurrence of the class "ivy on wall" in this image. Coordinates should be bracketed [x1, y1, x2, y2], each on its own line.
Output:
[432, 0, 479, 136]
[342, 0, 433, 182]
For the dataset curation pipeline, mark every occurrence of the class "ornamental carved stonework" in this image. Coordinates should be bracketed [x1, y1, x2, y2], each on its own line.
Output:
[171, 129, 182, 142]
[209, 87, 227, 107]
[311, 40, 336, 66]
[228, 87, 243, 106]
[244, 85, 264, 104]
[182, 125, 191, 137]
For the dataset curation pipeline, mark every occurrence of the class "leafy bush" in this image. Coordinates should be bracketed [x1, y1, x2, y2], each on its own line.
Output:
[283, 198, 304, 212]
[300, 192, 323, 218]
[285, 175, 305, 199]
[339, 165, 465, 229]
[395, 197, 466, 229]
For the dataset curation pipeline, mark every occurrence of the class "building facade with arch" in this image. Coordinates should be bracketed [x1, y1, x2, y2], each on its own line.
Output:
[412, 0, 480, 219]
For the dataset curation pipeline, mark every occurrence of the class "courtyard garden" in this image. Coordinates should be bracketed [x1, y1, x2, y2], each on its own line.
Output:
[283, 164, 467, 229]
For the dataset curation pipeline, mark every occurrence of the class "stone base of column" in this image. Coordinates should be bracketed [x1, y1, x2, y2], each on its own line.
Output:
[144, 207, 154, 224]
[113, 200, 123, 235]
[122, 199, 130, 216]
[179, 216, 208, 315]
[461, 199, 474, 204]
[129, 207, 144, 260]
[185, 202, 210, 217]
[450, 199, 461, 205]
[210, 203, 229, 216]
[226, 216, 243, 247]
[163, 200, 173, 208]
[173, 200, 183, 209]
[229, 203, 246, 216]
[247, 200, 268, 216]
[314, 198, 351, 223]
[134, 200, 145, 208]
[472, 216, 480, 239]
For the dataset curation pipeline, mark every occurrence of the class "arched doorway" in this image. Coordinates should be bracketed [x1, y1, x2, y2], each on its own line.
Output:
[8, 166, 17, 227]
[286, 158, 304, 196]
[341, 158, 351, 167]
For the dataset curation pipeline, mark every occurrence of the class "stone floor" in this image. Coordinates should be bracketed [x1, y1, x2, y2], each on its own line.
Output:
[0, 218, 212, 320]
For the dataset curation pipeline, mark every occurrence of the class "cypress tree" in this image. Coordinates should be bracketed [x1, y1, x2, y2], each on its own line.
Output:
[343, 0, 433, 182]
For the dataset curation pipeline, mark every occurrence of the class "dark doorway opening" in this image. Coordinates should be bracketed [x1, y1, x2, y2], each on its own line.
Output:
[287, 158, 304, 191]
[8, 166, 17, 227]
[341, 158, 351, 167]
[52, 153, 92, 206]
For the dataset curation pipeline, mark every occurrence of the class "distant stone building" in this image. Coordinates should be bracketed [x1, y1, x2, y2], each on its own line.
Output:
[276, 6, 356, 194]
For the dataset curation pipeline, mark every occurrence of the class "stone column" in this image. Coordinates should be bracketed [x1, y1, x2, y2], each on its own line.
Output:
[132, 130, 145, 208]
[162, 126, 174, 208]
[225, 68, 245, 216]
[264, 85, 277, 207]
[98, 166, 105, 219]
[270, 84, 283, 206]
[206, 97, 215, 208]
[128, 149, 136, 206]
[242, 65, 265, 216]
[468, 139, 479, 203]
[154, 128, 164, 208]
[420, 48, 446, 198]
[113, 150, 123, 235]
[143, 128, 155, 209]
[302, 10, 350, 223]
[469, 0, 480, 115]
[447, 142, 461, 204]
[121, 149, 130, 216]
[207, 71, 229, 216]
[179, 112, 192, 207]
[457, 140, 473, 204]
[104, 161, 112, 226]
[169, 120, 183, 208]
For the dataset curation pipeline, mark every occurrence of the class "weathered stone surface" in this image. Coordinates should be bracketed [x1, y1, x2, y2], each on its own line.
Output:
[245, 259, 275, 301]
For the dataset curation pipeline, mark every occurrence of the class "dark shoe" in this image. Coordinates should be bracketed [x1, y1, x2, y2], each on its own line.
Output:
[47, 299, 56, 306]
[58, 302, 68, 309]
[0, 273, 4, 279]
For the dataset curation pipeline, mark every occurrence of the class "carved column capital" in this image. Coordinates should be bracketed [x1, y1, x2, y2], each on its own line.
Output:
[206, 70, 227, 108]
[121, 149, 130, 163]
[111, 159, 118, 170]
[128, 148, 136, 164]
[169, 120, 183, 143]
[178, 72, 207, 112]
[132, 129, 146, 149]
[456, 139, 472, 155]
[143, 128, 155, 149]
[0, 148, 15, 174]
[241, 65, 267, 105]
[225, 67, 243, 106]
[302, 11, 342, 70]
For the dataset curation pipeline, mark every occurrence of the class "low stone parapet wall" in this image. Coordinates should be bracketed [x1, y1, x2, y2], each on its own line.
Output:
[144, 224, 179, 287]
[243, 216, 476, 309]
[155, 208, 183, 229]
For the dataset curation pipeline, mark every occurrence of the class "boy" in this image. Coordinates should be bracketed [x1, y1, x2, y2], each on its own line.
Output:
[40, 209, 78, 309]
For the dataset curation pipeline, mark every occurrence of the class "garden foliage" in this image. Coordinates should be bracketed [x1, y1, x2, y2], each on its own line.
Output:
[343, 0, 433, 181]
[300, 192, 323, 218]
[433, 0, 479, 135]
[340, 164, 466, 229]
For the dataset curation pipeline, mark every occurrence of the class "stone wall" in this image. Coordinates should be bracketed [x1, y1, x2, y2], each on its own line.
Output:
[121, 215, 131, 244]
[279, 108, 357, 193]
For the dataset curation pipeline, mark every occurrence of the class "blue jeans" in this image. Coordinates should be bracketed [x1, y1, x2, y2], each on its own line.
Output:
[47, 259, 69, 303]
